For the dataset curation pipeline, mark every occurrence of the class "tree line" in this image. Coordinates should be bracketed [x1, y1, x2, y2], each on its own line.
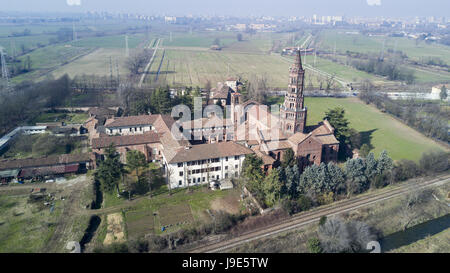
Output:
[242, 147, 448, 215]
[0, 75, 71, 135]
[359, 83, 449, 143]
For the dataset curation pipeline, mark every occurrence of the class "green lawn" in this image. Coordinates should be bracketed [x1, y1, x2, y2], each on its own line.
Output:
[303, 97, 447, 161]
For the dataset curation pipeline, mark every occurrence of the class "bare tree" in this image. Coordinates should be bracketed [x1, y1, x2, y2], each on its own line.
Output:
[399, 189, 431, 230]
[318, 216, 351, 253]
[126, 49, 151, 76]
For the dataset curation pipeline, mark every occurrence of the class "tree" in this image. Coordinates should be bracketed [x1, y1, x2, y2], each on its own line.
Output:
[95, 145, 125, 195]
[324, 107, 352, 158]
[263, 168, 282, 207]
[126, 150, 147, 178]
[359, 144, 371, 158]
[399, 189, 430, 230]
[307, 238, 323, 253]
[377, 150, 393, 176]
[237, 33, 243, 42]
[284, 165, 300, 199]
[345, 158, 368, 195]
[212, 38, 221, 47]
[126, 49, 150, 76]
[281, 148, 296, 168]
[364, 152, 379, 181]
[419, 151, 449, 174]
[440, 86, 447, 101]
[318, 216, 351, 253]
[125, 150, 147, 200]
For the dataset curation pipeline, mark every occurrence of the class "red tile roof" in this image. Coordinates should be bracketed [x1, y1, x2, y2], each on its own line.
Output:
[105, 115, 159, 128]
[0, 154, 91, 171]
[168, 142, 254, 164]
[92, 132, 162, 149]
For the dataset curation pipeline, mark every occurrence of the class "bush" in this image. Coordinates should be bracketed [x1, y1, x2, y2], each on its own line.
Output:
[213, 211, 236, 234]
[297, 195, 313, 212]
[393, 160, 421, 182]
[307, 238, 323, 253]
[128, 238, 149, 253]
[419, 151, 449, 174]
[93, 242, 129, 253]
[147, 235, 168, 252]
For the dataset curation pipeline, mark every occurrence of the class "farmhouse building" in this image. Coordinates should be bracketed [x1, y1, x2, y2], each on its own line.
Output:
[81, 49, 339, 189]
[164, 142, 253, 189]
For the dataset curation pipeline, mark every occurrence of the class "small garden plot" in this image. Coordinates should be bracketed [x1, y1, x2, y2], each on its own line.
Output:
[158, 204, 194, 228]
[103, 213, 125, 245]
[125, 210, 155, 239]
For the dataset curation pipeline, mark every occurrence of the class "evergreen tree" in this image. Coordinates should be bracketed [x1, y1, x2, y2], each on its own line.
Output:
[327, 162, 346, 194]
[440, 85, 448, 101]
[285, 165, 300, 199]
[282, 149, 296, 168]
[364, 152, 379, 181]
[377, 150, 393, 176]
[263, 168, 283, 207]
[345, 158, 369, 195]
[95, 145, 125, 194]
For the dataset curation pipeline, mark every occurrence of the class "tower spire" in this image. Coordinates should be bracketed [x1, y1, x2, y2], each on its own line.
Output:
[295, 48, 303, 70]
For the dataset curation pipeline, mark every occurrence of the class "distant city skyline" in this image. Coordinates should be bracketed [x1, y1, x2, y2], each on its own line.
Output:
[0, 0, 449, 18]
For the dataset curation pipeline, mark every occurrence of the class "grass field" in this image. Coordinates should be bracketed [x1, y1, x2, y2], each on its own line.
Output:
[0, 194, 62, 253]
[303, 97, 447, 161]
[51, 48, 130, 79]
[70, 34, 145, 49]
[318, 29, 450, 64]
[317, 29, 450, 83]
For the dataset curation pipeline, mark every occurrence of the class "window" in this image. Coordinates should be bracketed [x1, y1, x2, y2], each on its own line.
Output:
[235, 156, 239, 160]
[202, 177, 205, 182]
[235, 164, 238, 169]
[216, 175, 220, 180]
[188, 179, 191, 184]
[179, 171, 183, 176]
[225, 157, 228, 161]
[197, 178, 201, 183]
[225, 166, 228, 170]
[178, 181, 182, 185]
[225, 173, 228, 179]
[177, 163, 183, 168]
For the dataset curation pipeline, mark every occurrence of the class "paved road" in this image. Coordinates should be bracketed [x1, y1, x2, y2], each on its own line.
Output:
[138, 38, 162, 87]
[189, 174, 450, 253]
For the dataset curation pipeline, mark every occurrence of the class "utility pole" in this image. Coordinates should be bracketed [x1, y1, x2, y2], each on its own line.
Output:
[109, 56, 114, 88]
[1, 48, 12, 93]
[115, 59, 120, 86]
[72, 21, 77, 41]
[125, 35, 129, 57]
[380, 39, 386, 61]
[314, 49, 317, 67]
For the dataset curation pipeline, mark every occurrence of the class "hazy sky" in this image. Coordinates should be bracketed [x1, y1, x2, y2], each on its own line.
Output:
[1, 0, 449, 17]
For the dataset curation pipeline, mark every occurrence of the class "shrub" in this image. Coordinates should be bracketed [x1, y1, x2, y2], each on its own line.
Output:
[307, 238, 323, 253]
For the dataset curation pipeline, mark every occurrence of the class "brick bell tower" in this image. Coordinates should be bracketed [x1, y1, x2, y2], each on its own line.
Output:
[280, 48, 307, 135]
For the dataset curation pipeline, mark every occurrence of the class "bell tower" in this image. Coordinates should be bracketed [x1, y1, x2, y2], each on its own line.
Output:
[280, 49, 307, 135]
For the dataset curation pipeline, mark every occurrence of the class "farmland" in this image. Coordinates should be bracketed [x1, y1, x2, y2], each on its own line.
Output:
[316, 29, 450, 84]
